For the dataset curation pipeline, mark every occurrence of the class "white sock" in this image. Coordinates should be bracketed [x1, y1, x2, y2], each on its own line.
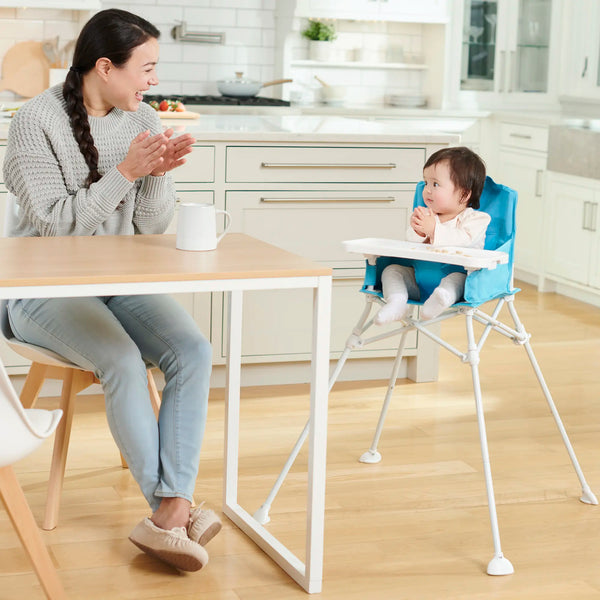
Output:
[420, 287, 453, 320]
[374, 293, 408, 325]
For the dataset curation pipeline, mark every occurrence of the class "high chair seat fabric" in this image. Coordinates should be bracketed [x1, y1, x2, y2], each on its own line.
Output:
[0, 358, 66, 599]
[253, 176, 596, 576]
[1, 194, 161, 531]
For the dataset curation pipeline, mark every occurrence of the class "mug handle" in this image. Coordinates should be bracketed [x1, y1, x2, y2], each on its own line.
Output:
[215, 209, 232, 245]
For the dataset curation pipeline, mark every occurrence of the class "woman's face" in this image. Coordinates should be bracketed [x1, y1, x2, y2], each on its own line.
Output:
[105, 37, 160, 112]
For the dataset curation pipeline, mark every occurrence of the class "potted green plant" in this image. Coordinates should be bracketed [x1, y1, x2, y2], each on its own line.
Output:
[301, 20, 337, 61]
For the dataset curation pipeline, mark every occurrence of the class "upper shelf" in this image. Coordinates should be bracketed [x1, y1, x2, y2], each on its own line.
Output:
[290, 60, 428, 71]
[0, 0, 99, 8]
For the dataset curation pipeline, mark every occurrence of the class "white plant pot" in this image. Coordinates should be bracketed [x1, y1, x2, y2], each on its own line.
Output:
[309, 41, 334, 62]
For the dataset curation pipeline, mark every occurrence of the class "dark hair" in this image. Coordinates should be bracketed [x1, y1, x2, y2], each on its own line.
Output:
[423, 146, 486, 209]
[63, 9, 160, 187]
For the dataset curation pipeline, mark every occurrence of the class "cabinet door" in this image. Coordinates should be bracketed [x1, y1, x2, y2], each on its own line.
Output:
[497, 149, 545, 274]
[377, 0, 448, 22]
[454, 0, 558, 107]
[544, 178, 594, 285]
[216, 189, 417, 361]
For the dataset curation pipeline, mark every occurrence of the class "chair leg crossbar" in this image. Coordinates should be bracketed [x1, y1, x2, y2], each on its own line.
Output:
[253, 295, 597, 575]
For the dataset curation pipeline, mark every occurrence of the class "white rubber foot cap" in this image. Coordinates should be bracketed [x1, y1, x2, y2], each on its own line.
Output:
[253, 505, 271, 525]
[359, 450, 382, 464]
[487, 555, 514, 576]
[580, 487, 598, 505]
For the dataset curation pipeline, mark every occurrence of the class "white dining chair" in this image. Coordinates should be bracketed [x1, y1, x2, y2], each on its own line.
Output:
[1, 193, 161, 530]
[0, 356, 66, 599]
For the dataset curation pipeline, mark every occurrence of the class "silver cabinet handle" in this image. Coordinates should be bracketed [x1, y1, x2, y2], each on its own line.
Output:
[260, 196, 396, 203]
[535, 169, 543, 197]
[509, 133, 532, 140]
[261, 162, 397, 169]
[590, 202, 598, 231]
[508, 50, 515, 93]
[582, 56, 589, 78]
[499, 50, 506, 92]
[582, 201, 597, 231]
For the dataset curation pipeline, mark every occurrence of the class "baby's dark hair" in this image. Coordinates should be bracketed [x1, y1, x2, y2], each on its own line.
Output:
[423, 146, 486, 209]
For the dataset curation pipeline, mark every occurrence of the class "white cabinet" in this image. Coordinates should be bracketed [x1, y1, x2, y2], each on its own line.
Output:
[447, 0, 561, 109]
[495, 120, 548, 282]
[295, 0, 448, 22]
[558, 0, 600, 102]
[544, 172, 600, 290]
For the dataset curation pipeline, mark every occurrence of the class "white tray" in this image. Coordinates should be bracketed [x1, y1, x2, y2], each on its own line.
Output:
[343, 238, 508, 270]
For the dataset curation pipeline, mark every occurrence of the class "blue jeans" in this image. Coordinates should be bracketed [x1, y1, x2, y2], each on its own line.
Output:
[8, 294, 212, 512]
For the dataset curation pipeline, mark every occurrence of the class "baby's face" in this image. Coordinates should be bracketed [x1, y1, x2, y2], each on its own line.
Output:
[422, 161, 467, 220]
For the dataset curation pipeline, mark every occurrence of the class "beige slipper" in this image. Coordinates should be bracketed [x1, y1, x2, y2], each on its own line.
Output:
[129, 517, 209, 572]
[188, 504, 222, 547]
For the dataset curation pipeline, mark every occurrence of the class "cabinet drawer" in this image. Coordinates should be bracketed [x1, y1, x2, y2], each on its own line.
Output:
[173, 145, 215, 182]
[225, 146, 425, 183]
[500, 123, 548, 152]
[225, 189, 413, 269]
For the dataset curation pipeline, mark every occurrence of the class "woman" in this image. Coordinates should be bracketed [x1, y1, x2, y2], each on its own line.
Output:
[3, 9, 221, 572]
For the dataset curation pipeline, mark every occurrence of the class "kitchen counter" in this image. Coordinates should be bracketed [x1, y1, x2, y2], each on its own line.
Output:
[0, 108, 477, 143]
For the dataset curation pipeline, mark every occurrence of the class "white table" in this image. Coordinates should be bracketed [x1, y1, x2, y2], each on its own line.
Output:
[0, 232, 332, 593]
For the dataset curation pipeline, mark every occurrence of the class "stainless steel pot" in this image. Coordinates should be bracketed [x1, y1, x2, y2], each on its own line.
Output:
[217, 72, 292, 97]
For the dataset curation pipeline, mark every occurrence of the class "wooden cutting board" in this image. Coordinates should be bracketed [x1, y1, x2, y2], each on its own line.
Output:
[157, 111, 201, 119]
[0, 41, 49, 98]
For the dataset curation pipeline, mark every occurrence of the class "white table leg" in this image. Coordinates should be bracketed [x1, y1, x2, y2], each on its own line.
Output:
[222, 277, 331, 593]
[224, 289, 242, 507]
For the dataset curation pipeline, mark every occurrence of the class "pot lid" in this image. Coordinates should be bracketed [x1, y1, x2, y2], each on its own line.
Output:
[217, 71, 260, 85]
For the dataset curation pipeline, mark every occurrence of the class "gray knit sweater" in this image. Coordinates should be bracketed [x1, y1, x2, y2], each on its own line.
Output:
[3, 85, 175, 237]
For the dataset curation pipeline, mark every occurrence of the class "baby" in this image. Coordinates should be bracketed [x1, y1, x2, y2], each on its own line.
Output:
[375, 146, 489, 324]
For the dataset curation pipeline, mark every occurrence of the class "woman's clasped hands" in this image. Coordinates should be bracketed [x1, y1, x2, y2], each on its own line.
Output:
[118, 127, 195, 182]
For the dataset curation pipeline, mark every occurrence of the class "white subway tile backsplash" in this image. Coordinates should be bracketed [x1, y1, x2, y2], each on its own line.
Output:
[0, 2, 426, 105]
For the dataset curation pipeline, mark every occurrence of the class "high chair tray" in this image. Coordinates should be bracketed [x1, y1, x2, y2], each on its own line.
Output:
[343, 238, 509, 270]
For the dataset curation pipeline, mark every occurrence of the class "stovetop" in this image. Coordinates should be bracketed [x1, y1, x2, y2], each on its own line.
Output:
[144, 94, 290, 107]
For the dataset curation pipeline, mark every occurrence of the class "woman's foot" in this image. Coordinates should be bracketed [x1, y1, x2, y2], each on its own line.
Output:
[188, 503, 222, 546]
[374, 293, 408, 325]
[129, 518, 208, 572]
[151, 496, 191, 530]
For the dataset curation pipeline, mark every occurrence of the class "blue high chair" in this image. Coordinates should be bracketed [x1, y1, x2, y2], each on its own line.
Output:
[254, 176, 597, 575]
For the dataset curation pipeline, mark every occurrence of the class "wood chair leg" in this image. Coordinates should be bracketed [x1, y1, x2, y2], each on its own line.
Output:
[120, 369, 162, 470]
[42, 369, 93, 531]
[147, 368, 161, 419]
[19, 362, 49, 409]
[0, 466, 67, 600]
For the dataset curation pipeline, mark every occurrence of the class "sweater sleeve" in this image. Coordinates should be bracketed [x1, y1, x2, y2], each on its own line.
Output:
[431, 209, 491, 248]
[4, 110, 134, 237]
[133, 173, 176, 234]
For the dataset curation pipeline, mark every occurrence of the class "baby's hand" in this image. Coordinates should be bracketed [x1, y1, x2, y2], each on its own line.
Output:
[411, 206, 436, 240]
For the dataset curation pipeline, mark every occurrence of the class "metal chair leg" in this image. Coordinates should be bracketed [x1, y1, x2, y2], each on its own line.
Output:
[253, 298, 376, 524]
[505, 299, 598, 505]
[465, 310, 513, 575]
[359, 330, 409, 464]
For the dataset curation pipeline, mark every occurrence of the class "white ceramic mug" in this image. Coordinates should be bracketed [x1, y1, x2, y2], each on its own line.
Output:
[176, 202, 232, 251]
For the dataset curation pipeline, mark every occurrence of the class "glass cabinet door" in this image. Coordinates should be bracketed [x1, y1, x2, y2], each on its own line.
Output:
[460, 0, 498, 91]
[512, 0, 552, 92]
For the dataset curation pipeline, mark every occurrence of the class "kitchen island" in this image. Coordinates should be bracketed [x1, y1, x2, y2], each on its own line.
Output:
[0, 114, 461, 385]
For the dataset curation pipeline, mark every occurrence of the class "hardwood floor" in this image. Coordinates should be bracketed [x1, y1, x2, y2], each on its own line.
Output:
[2, 283, 600, 599]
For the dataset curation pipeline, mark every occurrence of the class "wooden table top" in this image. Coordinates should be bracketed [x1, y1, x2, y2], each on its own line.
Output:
[0, 233, 331, 288]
